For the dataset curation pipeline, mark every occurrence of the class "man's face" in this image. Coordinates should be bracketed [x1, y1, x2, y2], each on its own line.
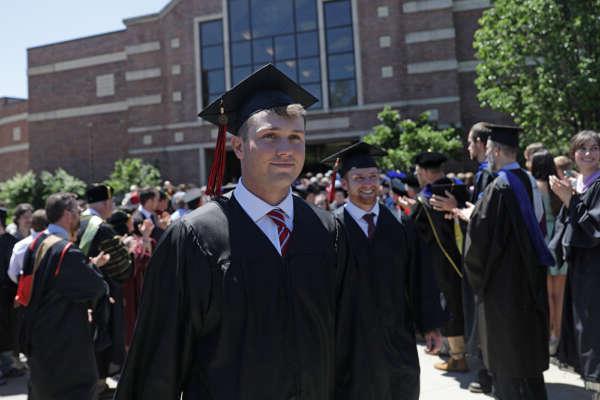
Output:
[233, 110, 305, 192]
[342, 167, 379, 210]
[467, 131, 486, 161]
[415, 165, 436, 187]
[66, 205, 81, 233]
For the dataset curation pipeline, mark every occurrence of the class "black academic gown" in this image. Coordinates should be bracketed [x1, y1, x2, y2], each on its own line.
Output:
[335, 205, 446, 400]
[411, 177, 464, 337]
[25, 239, 107, 400]
[76, 216, 130, 379]
[550, 177, 600, 383]
[464, 169, 549, 378]
[115, 194, 354, 400]
[0, 233, 18, 353]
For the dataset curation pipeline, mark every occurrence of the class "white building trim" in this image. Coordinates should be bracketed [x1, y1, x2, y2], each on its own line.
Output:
[0, 112, 28, 126]
[458, 60, 480, 72]
[350, 0, 364, 106]
[453, 0, 491, 12]
[407, 59, 458, 74]
[306, 117, 350, 131]
[405, 28, 455, 44]
[403, 0, 452, 13]
[0, 143, 29, 155]
[28, 51, 126, 76]
[317, 0, 330, 110]
[125, 68, 162, 81]
[125, 41, 161, 55]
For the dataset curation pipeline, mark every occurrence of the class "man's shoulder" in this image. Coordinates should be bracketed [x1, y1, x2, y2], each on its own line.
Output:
[294, 196, 338, 231]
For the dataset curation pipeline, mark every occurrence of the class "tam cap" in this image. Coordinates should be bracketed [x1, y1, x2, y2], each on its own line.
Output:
[86, 184, 113, 203]
[413, 152, 448, 169]
[488, 124, 521, 148]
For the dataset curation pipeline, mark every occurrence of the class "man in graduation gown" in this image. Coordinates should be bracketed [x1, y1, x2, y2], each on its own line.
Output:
[323, 142, 446, 400]
[77, 184, 131, 392]
[0, 207, 18, 384]
[410, 152, 469, 372]
[464, 126, 552, 400]
[17, 193, 109, 400]
[115, 64, 354, 400]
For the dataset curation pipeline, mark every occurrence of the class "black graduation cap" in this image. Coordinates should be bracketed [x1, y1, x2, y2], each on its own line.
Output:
[197, 64, 319, 196]
[183, 188, 203, 204]
[413, 152, 448, 169]
[0, 207, 7, 227]
[86, 184, 113, 203]
[488, 124, 521, 148]
[390, 178, 408, 196]
[321, 141, 386, 177]
[400, 174, 420, 189]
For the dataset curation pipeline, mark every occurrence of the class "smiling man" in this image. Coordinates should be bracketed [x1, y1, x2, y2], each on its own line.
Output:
[115, 64, 354, 400]
[323, 142, 445, 400]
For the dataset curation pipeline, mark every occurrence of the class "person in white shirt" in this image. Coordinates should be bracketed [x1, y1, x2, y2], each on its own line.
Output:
[7, 209, 48, 284]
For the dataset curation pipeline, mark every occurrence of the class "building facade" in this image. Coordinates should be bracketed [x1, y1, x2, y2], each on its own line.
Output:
[0, 0, 506, 184]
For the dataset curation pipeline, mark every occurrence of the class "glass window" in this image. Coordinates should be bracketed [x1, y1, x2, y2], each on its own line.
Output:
[233, 66, 252, 85]
[201, 20, 223, 46]
[252, 37, 274, 63]
[297, 31, 319, 57]
[231, 42, 252, 67]
[326, 26, 353, 54]
[202, 46, 224, 70]
[274, 35, 296, 61]
[329, 79, 356, 107]
[298, 57, 320, 83]
[324, 0, 352, 28]
[328, 53, 355, 80]
[295, 0, 317, 31]
[303, 83, 322, 108]
[206, 70, 225, 94]
[276, 60, 297, 81]
[229, 0, 251, 41]
[251, 0, 294, 38]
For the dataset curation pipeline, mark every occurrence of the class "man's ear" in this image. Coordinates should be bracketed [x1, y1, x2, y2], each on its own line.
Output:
[341, 177, 349, 191]
[232, 136, 244, 160]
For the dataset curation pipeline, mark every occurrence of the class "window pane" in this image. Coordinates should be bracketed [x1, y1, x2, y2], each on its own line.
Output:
[298, 57, 320, 83]
[202, 45, 224, 70]
[209, 92, 222, 104]
[254, 63, 270, 71]
[252, 38, 274, 63]
[297, 31, 319, 57]
[201, 21, 223, 46]
[328, 52, 355, 80]
[303, 83, 322, 108]
[274, 35, 296, 61]
[295, 0, 317, 31]
[251, 0, 294, 38]
[231, 41, 252, 66]
[206, 69, 225, 95]
[229, 0, 251, 41]
[232, 66, 252, 85]
[329, 79, 356, 107]
[326, 26, 353, 54]
[324, 0, 352, 28]
[275, 60, 297, 81]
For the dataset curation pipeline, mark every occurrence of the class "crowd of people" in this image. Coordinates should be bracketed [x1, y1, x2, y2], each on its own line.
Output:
[0, 63, 599, 400]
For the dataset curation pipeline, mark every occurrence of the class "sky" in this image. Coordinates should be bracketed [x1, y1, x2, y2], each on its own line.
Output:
[0, 0, 170, 99]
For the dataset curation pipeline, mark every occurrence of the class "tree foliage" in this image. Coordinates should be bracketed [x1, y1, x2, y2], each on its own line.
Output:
[362, 107, 463, 171]
[474, 0, 600, 152]
[105, 158, 161, 196]
[39, 168, 86, 200]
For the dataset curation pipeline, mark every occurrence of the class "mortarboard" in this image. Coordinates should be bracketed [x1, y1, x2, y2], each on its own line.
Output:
[413, 152, 448, 169]
[390, 178, 408, 196]
[86, 184, 113, 203]
[400, 174, 420, 189]
[321, 141, 386, 202]
[198, 64, 318, 196]
[487, 124, 521, 148]
[183, 188, 203, 205]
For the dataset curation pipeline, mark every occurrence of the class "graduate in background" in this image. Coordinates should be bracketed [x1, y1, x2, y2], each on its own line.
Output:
[323, 142, 445, 400]
[464, 126, 551, 400]
[115, 64, 355, 400]
[550, 130, 600, 400]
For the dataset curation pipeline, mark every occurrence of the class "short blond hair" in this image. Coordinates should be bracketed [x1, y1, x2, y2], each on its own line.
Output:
[239, 103, 306, 139]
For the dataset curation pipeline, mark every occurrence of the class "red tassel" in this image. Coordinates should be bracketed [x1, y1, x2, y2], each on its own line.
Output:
[327, 158, 340, 203]
[206, 102, 228, 197]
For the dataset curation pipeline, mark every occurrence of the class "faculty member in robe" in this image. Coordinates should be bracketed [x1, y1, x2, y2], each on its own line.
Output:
[115, 64, 354, 400]
[464, 126, 552, 400]
[324, 142, 445, 400]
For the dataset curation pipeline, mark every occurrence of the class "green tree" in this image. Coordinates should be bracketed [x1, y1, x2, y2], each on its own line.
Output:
[474, 0, 600, 151]
[39, 168, 86, 200]
[105, 158, 161, 196]
[363, 107, 463, 171]
[0, 171, 42, 209]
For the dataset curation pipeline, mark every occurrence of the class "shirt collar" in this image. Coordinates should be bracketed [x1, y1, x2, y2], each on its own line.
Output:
[345, 200, 380, 221]
[46, 224, 69, 240]
[138, 205, 153, 219]
[233, 179, 294, 223]
[83, 208, 101, 217]
[501, 161, 521, 171]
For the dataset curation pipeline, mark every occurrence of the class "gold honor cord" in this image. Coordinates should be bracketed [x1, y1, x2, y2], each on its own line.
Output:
[418, 196, 464, 279]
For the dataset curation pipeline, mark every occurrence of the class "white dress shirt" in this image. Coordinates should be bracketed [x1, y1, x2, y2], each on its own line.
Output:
[7, 232, 37, 284]
[233, 179, 294, 255]
[344, 200, 380, 238]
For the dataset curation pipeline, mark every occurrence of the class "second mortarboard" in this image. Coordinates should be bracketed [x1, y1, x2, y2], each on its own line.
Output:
[197, 64, 319, 196]
[487, 124, 521, 148]
[86, 184, 113, 203]
[413, 152, 448, 169]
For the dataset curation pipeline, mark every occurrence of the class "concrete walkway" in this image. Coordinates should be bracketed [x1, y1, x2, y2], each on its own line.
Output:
[0, 344, 593, 399]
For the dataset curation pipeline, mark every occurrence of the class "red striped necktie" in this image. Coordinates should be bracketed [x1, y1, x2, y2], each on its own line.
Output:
[267, 208, 291, 256]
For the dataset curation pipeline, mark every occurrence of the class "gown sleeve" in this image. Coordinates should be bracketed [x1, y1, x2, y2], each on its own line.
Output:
[115, 220, 215, 400]
[54, 248, 108, 303]
[566, 183, 600, 247]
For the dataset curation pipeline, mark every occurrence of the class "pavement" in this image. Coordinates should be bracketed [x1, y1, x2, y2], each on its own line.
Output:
[0, 344, 593, 399]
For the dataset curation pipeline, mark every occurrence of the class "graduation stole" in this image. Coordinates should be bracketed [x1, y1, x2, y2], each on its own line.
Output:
[498, 168, 554, 267]
[417, 196, 463, 279]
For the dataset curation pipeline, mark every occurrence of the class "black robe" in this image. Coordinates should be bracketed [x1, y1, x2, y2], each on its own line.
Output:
[411, 177, 464, 337]
[0, 232, 18, 352]
[115, 194, 354, 400]
[550, 177, 600, 383]
[24, 238, 107, 400]
[335, 205, 446, 400]
[77, 216, 130, 378]
[464, 169, 549, 378]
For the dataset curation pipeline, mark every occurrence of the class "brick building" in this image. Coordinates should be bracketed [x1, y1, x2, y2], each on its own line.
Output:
[0, 0, 506, 184]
